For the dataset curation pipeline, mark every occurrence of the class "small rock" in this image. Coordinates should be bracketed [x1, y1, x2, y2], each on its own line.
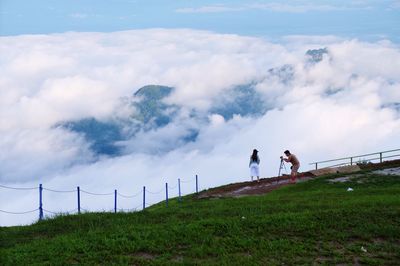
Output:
[347, 187, 354, 192]
[241, 216, 246, 220]
[361, 246, 367, 252]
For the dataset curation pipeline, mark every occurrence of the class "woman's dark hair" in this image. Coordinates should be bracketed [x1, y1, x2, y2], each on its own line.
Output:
[284, 150, 291, 155]
[251, 149, 258, 161]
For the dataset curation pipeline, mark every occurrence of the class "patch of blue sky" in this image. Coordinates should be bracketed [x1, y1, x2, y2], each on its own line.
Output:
[0, 0, 399, 42]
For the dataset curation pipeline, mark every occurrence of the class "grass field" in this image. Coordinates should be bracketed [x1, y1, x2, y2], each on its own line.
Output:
[1, 169, 400, 265]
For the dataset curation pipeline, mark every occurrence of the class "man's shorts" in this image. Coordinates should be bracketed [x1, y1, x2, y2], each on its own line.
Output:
[291, 164, 300, 175]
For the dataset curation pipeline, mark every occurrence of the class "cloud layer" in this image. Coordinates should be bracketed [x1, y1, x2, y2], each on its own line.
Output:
[175, 1, 374, 14]
[1, 29, 400, 226]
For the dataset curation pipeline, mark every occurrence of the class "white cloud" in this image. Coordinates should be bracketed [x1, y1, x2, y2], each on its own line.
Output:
[176, 5, 245, 13]
[389, 0, 400, 9]
[69, 13, 89, 19]
[175, 2, 372, 14]
[248, 3, 344, 13]
[1, 29, 400, 226]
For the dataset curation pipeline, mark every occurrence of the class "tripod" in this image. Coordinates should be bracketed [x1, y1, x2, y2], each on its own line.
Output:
[278, 158, 287, 178]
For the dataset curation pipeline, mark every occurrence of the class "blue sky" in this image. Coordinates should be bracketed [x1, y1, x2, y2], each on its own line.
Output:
[1, 0, 400, 41]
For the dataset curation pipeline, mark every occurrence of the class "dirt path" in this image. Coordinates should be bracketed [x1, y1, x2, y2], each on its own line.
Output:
[198, 173, 314, 199]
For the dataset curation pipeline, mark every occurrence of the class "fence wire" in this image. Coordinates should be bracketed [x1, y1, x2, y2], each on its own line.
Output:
[117, 190, 142, 198]
[43, 187, 76, 193]
[169, 184, 178, 190]
[0, 184, 38, 190]
[0, 208, 39, 214]
[146, 188, 164, 194]
[80, 189, 114, 196]
[43, 208, 78, 215]
[180, 177, 196, 183]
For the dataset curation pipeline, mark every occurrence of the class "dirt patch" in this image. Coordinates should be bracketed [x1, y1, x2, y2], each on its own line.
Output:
[372, 237, 386, 244]
[198, 172, 314, 199]
[133, 252, 156, 260]
[314, 256, 333, 264]
[327, 174, 366, 183]
[172, 255, 184, 262]
[373, 167, 400, 176]
[328, 176, 353, 183]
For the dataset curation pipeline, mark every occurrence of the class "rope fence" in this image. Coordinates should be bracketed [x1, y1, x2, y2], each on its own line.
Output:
[180, 178, 196, 183]
[0, 184, 38, 190]
[0, 208, 39, 214]
[146, 188, 164, 195]
[169, 184, 178, 190]
[43, 188, 76, 193]
[117, 190, 142, 198]
[0, 175, 200, 223]
[80, 189, 114, 196]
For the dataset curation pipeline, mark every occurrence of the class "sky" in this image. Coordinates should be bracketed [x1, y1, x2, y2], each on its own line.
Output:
[1, 1, 400, 226]
[1, 0, 400, 41]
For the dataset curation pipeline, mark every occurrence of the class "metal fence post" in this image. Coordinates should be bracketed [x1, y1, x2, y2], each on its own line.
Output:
[165, 182, 168, 207]
[77, 186, 81, 214]
[315, 163, 318, 170]
[196, 175, 198, 194]
[178, 178, 182, 202]
[380, 153, 383, 163]
[350, 157, 353, 165]
[39, 184, 43, 221]
[143, 186, 146, 211]
[114, 189, 117, 213]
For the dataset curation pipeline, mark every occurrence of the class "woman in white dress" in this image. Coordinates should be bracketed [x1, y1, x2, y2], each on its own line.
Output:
[249, 149, 260, 182]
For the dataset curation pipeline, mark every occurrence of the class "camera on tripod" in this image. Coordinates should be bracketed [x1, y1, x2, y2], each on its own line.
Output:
[278, 156, 287, 178]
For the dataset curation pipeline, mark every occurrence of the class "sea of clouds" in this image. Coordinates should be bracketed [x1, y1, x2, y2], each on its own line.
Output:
[1, 29, 399, 226]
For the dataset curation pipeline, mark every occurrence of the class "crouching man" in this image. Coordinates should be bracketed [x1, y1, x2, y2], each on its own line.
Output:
[281, 150, 300, 183]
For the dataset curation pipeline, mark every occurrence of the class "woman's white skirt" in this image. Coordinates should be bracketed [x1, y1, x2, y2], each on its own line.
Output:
[250, 163, 259, 176]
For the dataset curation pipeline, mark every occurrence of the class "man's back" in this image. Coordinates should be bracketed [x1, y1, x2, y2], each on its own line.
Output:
[288, 154, 300, 166]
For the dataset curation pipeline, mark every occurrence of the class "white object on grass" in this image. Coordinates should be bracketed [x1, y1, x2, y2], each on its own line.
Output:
[347, 187, 353, 192]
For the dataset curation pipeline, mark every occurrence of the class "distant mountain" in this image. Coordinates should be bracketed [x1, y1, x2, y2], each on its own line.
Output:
[62, 118, 123, 156]
[268, 64, 294, 84]
[210, 84, 267, 120]
[132, 85, 176, 127]
[134, 84, 172, 99]
[382, 102, 400, 113]
[306, 48, 328, 63]
[59, 85, 183, 156]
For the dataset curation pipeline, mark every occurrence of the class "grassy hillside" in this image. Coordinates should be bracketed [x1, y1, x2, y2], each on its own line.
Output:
[1, 169, 400, 265]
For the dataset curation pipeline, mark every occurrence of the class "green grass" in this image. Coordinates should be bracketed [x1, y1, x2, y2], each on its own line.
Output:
[1, 171, 400, 265]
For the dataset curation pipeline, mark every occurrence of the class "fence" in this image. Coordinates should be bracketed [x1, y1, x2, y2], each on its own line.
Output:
[0, 175, 199, 223]
[309, 148, 400, 170]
